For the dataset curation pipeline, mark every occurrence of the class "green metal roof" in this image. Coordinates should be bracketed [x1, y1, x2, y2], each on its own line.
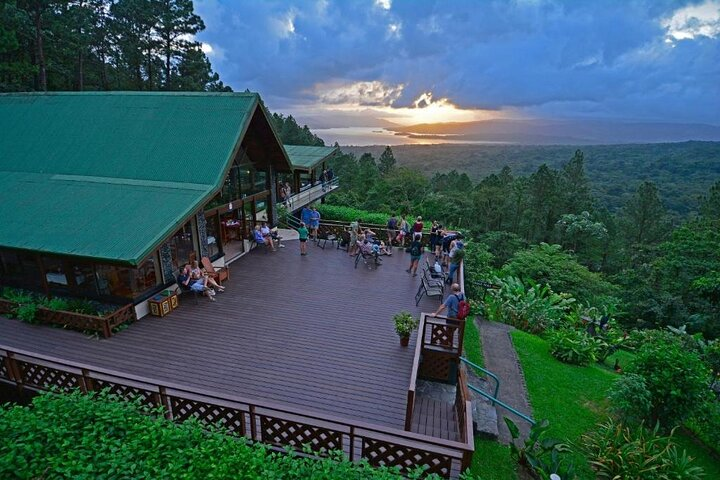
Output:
[0, 92, 286, 265]
[284, 144, 338, 171]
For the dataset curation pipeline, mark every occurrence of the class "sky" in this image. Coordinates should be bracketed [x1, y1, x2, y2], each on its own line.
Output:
[194, 0, 720, 131]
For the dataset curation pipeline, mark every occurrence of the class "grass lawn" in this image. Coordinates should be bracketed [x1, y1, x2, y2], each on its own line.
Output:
[510, 330, 720, 480]
[463, 316, 484, 367]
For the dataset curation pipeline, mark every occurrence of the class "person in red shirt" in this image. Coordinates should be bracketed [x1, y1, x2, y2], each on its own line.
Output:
[413, 216, 424, 234]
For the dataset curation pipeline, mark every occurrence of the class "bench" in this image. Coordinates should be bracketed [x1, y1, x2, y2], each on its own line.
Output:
[175, 276, 199, 305]
[422, 265, 445, 293]
[415, 276, 444, 306]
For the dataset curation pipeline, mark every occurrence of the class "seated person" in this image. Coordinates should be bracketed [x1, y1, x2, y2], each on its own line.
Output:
[357, 235, 375, 255]
[187, 260, 224, 292]
[260, 222, 271, 238]
[254, 225, 276, 251]
[180, 263, 219, 301]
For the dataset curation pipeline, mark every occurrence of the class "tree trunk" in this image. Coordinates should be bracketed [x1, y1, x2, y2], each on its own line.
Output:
[76, 0, 84, 90]
[165, 37, 171, 89]
[33, 6, 47, 91]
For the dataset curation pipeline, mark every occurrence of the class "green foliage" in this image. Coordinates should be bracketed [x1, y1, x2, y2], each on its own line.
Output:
[619, 181, 671, 246]
[627, 331, 711, 427]
[316, 204, 391, 226]
[484, 276, 575, 334]
[685, 400, 720, 457]
[502, 243, 617, 304]
[14, 302, 39, 324]
[1, 287, 34, 304]
[272, 113, 325, 146]
[607, 373, 652, 426]
[476, 231, 527, 269]
[581, 419, 705, 480]
[548, 328, 597, 366]
[0, 390, 434, 479]
[393, 311, 417, 338]
[702, 339, 720, 378]
[504, 417, 575, 480]
[43, 297, 71, 311]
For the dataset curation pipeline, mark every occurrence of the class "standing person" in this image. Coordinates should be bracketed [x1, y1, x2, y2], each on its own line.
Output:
[406, 233, 423, 277]
[348, 218, 360, 256]
[413, 216, 424, 234]
[386, 214, 398, 249]
[297, 222, 309, 255]
[446, 238, 465, 284]
[310, 206, 321, 241]
[429, 221, 440, 255]
[433, 283, 466, 319]
[278, 181, 287, 207]
[320, 169, 327, 191]
[434, 224, 444, 259]
[284, 182, 293, 208]
[396, 215, 408, 248]
[301, 206, 312, 228]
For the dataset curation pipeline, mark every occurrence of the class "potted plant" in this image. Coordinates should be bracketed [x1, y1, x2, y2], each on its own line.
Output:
[393, 311, 418, 347]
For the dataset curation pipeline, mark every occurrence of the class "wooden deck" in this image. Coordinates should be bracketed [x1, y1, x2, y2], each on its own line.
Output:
[0, 242, 445, 429]
[411, 397, 460, 441]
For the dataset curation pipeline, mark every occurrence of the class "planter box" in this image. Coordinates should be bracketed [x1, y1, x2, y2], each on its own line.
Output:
[0, 299, 136, 338]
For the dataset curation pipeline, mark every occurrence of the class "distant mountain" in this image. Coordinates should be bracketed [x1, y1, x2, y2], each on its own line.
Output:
[386, 119, 720, 145]
[341, 141, 720, 216]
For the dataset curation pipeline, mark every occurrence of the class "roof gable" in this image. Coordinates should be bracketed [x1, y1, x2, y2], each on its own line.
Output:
[0, 92, 289, 265]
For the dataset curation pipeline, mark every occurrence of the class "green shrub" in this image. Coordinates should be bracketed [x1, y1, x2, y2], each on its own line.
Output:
[43, 297, 71, 311]
[627, 331, 711, 428]
[581, 419, 705, 480]
[607, 373, 652, 426]
[502, 243, 618, 304]
[1, 287, 35, 304]
[548, 328, 597, 366]
[484, 276, 575, 334]
[686, 399, 720, 457]
[701, 339, 720, 378]
[316, 204, 393, 226]
[14, 302, 39, 324]
[0, 390, 435, 479]
[64, 298, 100, 315]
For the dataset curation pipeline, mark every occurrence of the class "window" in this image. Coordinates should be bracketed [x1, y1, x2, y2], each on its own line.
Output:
[168, 221, 195, 273]
[206, 214, 222, 259]
[0, 249, 42, 291]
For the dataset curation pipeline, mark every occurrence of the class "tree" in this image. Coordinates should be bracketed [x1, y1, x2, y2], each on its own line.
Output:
[17, 0, 54, 90]
[619, 181, 670, 245]
[556, 211, 607, 253]
[559, 149, 593, 214]
[155, 0, 204, 89]
[523, 164, 560, 243]
[0, 1, 35, 90]
[700, 180, 720, 220]
[378, 146, 396, 175]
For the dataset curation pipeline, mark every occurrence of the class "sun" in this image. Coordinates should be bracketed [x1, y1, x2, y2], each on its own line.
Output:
[378, 92, 494, 126]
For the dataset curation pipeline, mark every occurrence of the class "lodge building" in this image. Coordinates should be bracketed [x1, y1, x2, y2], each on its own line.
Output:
[0, 92, 337, 317]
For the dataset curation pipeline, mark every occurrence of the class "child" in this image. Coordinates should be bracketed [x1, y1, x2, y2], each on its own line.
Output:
[297, 222, 309, 256]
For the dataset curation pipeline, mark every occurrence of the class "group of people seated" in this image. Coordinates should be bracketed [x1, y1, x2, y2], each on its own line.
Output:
[356, 229, 393, 257]
[253, 222, 280, 251]
[179, 260, 225, 301]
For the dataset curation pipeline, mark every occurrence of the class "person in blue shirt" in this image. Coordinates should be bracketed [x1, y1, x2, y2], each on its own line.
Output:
[433, 283, 465, 319]
[309, 207, 321, 241]
[254, 225, 275, 251]
[301, 206, 312, 227]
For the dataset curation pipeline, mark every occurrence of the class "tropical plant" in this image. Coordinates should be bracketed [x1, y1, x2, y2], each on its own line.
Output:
[316, 204, 390, 226]
[607, 373, 652, 426]
[685, 399, 720, 457]
[548, 328, 597, 366]
[484, 276, 575, 334]
[393, 311, 418, 338]
[581, 419, 705, 480]
[14, 302, 39, 324]
[504, 417, 575, 480]
[627, 331, 711, 427]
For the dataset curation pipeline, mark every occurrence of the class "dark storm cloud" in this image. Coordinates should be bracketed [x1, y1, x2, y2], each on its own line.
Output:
[195, 0, 720, 123]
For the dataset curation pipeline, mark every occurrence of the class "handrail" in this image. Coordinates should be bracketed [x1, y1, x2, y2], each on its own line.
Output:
[405, 313, 427, 430]
[466, 383, 536, 426]
[460, 357, 500, 406]
[286, 176, 340, 211]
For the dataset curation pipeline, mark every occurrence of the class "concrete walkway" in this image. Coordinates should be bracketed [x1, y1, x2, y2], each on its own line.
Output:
[477, 318, 534, 443]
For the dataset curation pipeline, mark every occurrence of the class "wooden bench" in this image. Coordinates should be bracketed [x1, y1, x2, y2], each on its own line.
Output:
[174, 276, 199, 305]
[415, 276, 444, 305]
[317, 234, 336, 250]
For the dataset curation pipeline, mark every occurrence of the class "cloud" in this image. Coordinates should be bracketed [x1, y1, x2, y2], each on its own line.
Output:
[313, 80, 405, 107]
[194, 0, 720, 125]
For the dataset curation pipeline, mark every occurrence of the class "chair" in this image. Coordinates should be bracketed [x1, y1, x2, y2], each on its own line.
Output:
[175, 275, 199, 305]
[415, 276, 444, 306]
[201, 257, 229, 284]
[354, 250, 382, 269]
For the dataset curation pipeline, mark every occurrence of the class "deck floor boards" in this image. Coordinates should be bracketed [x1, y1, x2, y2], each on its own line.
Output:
[0, 242, 445, 428]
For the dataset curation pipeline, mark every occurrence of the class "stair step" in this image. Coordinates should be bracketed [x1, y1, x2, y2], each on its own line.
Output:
[472, 398, 499, 440]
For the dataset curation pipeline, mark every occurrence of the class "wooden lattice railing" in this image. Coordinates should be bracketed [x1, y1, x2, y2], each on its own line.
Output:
[0, 345, 473, 479]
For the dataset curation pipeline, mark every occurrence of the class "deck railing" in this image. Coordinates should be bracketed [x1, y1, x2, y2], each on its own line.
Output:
[286, 177, 340, 211]
[0, 344, 474, 479]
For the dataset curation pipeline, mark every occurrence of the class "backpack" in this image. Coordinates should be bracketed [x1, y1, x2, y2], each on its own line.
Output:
[410, 243, 421, 256]
[387, 218, 397, 229]
[455, 294, 471, 320]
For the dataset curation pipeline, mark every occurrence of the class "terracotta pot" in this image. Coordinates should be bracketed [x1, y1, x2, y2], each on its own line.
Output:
[400, 336, 410, 347]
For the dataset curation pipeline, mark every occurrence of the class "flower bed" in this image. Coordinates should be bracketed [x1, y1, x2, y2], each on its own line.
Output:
[0, 289, 135, 338]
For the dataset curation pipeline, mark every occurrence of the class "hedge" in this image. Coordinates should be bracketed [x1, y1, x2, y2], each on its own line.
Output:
[316, 204, 392, 226]
[0, 390, 439, 479]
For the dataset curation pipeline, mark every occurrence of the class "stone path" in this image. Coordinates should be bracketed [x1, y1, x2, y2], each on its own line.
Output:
[476, 318, 534, 443]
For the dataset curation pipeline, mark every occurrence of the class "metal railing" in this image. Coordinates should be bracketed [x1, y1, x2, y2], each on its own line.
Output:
[285, 176, 340, 211]
[460, 357, 500, 407]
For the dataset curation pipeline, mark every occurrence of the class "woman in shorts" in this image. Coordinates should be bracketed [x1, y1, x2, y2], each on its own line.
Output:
[297, 222, 309, 256]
